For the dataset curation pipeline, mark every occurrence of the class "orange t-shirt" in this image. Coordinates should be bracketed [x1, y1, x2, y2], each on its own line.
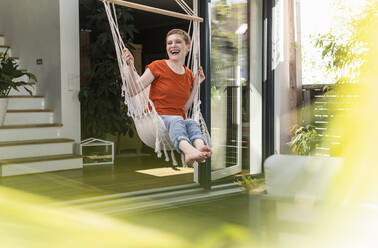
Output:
[146, 60, 193, 119]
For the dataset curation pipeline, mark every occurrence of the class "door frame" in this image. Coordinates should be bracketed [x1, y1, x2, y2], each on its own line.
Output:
[198, 0, 275, 188]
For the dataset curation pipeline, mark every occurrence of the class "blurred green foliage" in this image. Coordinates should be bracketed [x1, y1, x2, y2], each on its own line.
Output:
[293, 1, 375, 156]
[0, 185, 255, 248]
[314, 1, 374, 85]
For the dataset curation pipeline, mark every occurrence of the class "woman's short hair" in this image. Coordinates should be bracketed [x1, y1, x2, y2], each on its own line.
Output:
[166, 29, 191, 45]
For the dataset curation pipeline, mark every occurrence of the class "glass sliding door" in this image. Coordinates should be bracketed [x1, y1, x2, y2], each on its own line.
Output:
[210, 0, 247, 180]
[209, 0, 263, 181]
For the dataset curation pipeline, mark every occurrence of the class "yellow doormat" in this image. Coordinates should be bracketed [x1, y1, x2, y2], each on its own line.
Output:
[136, 167, 194, 177]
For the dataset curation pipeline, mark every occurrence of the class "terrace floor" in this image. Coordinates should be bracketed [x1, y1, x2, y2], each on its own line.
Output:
[0, 152, 195, 202]
[123, 193, 252, 245]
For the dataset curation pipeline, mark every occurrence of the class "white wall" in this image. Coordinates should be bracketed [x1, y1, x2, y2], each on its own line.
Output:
[0, 0, 81, 141]
[59, 0, 81, 141]
[0, 0, 61, 122]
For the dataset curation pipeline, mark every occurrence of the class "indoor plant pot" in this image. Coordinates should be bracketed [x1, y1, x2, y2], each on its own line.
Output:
[0, 48, 37, 126]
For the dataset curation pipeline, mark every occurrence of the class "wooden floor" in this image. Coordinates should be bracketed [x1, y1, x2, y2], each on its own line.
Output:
[0, 153, 195, 202]
[124, 194, 251, 245]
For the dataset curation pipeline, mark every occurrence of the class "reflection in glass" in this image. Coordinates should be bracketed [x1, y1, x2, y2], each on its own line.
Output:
[210, 0, 248, 178]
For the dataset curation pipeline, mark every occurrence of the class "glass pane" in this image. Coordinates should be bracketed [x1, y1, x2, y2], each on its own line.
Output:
[210, 0, 248, 178]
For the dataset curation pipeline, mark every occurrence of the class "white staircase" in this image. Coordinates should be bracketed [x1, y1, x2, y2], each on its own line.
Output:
[0, 34, 82, 177]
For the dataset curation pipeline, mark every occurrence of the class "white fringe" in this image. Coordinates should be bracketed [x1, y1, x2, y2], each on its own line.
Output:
[181, 154, 187, 168]
[163, 144, 169, 162]
[171, 150, 178, 166]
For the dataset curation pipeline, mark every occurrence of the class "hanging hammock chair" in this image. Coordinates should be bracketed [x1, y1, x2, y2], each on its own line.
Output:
[102, 0, 211, 166]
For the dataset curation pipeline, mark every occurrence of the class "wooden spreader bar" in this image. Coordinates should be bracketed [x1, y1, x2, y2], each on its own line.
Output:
[101, 0, 203, 22]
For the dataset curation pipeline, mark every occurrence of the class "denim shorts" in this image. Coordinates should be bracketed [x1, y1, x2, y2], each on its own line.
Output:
[160, 115, 206, 154]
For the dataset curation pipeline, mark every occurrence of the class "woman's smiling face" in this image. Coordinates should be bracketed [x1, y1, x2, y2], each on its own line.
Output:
[166, 34, 190, 61]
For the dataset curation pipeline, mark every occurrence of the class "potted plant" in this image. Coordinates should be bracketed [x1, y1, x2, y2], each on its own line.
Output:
[288, 124, 318, 155]
[235, 175, 266, 195]
[0, 48, 37, 125]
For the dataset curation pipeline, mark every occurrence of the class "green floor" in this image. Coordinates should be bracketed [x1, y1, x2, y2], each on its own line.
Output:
[0, 153, 194, 202]
[0, 151, 256, 247]
[122, 194, 253, 246]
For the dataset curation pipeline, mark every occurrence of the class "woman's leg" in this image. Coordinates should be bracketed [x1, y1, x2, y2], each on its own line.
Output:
[161, 115, 207, 165]
[185, 119, 212, 157]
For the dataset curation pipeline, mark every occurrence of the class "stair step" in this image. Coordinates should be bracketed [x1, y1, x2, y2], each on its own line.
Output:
[11, 56, 20, 64]
[0, 153, 82, 165]
[8, 56, 22, 68]
[7, 95, 43, 98]
[7, 108, 52, 113]
[7, 96, 44, 110]
[0, 138, 75, 160]
[13, 74, 32, 83]
[0, 138, 74, 147]
[0, 45, 11, 56]
[0, 123, 62, 129]
[4, 109, 54, 125]
[9, 82, 36, 96]
[0, 154, 83, 177]
[0, 124, 63, 142]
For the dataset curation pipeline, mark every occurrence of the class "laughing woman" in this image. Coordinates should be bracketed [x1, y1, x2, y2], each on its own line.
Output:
[122, 29, 212, 165]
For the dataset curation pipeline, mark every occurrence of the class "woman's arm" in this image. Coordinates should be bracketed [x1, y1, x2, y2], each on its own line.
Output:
[127, 68, 155, 97]
[122, 48, 155, 96]
[185, 66, 205, 112]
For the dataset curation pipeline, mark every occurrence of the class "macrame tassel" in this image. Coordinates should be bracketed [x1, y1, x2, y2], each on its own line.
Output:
[155, 121, 162, 158]
[163, 144, 169, 162]
[181, 153, 187, 168]
[155, 140, 162, 158]
[193, 161, 199, 167]
[171, 150, 178, 166]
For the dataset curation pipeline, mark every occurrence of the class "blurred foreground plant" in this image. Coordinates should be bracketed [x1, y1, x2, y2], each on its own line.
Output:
[0, 186, 190, 248]
[0, 184, 259, 248]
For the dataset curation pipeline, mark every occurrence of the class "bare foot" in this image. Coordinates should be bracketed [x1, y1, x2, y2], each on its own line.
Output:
[179, 140, 207, 166]
[197, 146, 212, 158]
[184, 149, 207, 166]
[193, 139, 212, 158]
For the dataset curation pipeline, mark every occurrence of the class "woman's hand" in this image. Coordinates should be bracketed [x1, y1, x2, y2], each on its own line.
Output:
[122, 48, 134, 65]
[186, 66, 206, 112]
[194, 66, 205, 84]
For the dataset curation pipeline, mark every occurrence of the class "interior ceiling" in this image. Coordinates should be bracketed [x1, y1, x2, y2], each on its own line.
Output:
[123, 0, 194, 30]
